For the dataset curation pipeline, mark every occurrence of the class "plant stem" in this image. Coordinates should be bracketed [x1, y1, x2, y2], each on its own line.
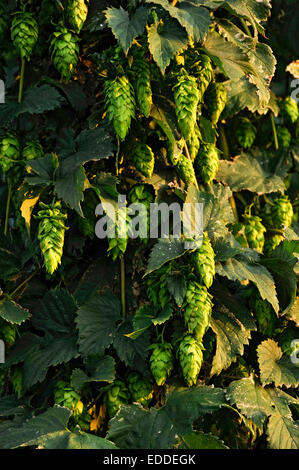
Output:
[270, 113, 279, 150]
[219, 123, 229, 159]
[171, 0, 178, 6]
[18, 56, 26, 104]
[120, 255, 126, 317]
[8, 269, 38, 300]
[4, 176, 12, 236]
[240, 18, 252, 37]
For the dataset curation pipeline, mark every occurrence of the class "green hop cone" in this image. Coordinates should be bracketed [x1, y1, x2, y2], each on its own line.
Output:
[131, 46, 152, 117]
[250, 294, 277, 337]
[67, 0, 88, 33]
[206, 82, 227, 126]
[11, 11, 38, 61]
[173, 69, 200, 141]
[185, 52, 213, 101]
[127, 372, 153, 407]
[236, 118, 257, 149]
[187, 124, 202, 162]
[128, 184, 154, 243]
[264, 234, 284, 254]
[269, 195, 293, 229]
[107, 206, 130, 261]
[72, 405, 92, 432]
[11, 367, 23, 398]
[191, 234, 215, 288]
[279, 96, 299, 124]
[276, 126, 291, 148]
[243, 214, 266, 252]
[147, 263, 172, 311]
[178, 334, 203, 387]
[149, 342, 173, 386]
[0, 318, 16, 346]
[131, 142, 155, 178]
[36, 201, 68, 275]
[176, 153, 196, 186]
[50, 25, 80, 81]
[22, 140, 43, 161]
[103, 380, 129, 418]
[183, 281, 212, 341]
[0, 131, 20, 173]
[195, 144, 219, 184]
[54, 380, 84, 415]
[104, 75, 135, 141]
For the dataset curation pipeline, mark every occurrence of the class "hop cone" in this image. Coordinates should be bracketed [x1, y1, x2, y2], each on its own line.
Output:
[131, 47, 152, 117]
[229, 222, 248, 247]
[250, 294, 276, 337]
[176, 154, 196, 186]
[173, 69, 200, 141]
[22, 140, 43, 161]
[195, 144, 219, 184]
[127, 372, 153, 407]
[147, 263, 171, 311]
[0, 132, 20, 173]
[277, 126, 291, 148]
[187, 124, 202, 162]
[11, 12, 38, 60]
[131, 142, 155, 178]
[236, 118, 257, 149]
[72, 405, 92, 432]
[36, 201, 68, 275]
[149, 342, 173, 386]
[264, 234, 284, 255]
[270, 195, 293, 228]
[128, 184, 154, 243]
[191, 234, 215, 288]
[107, 206, 129, 261]
[183, 281, 212, 340]
[67, 0, 88, 33]
[186, 52, 213, 101]
[178, 335, 203, 387]
[206, 82, 227, 126]
[243, 215, 266, 252]
[11, 367, 23, 398]
[50, 25, 79, 81]
[54, 380, 84, 415]
[0, 318, 16, 346]
[104, 76, 135, 141]
[103, 380, 129, 418]
[279, 96, 299, 124]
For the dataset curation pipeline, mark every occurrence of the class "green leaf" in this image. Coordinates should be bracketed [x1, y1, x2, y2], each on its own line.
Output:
[113, 319, 150, 373]
[267, 414, 299, 450]
[37, 430, 118, 449]
[71, 356, 115, 390]
[225, 0, 271, 36]
[152, 304, 173, 325]
[216, 257, 279, 313]
[76, 292, 121, 357]
[54, 165, 86, 216]
[0, 395, 25, 418]
[148, 18, 188, 73]
[104, 6, 148, 54]
[179, 431, 228, 449]
[224, 77, 261, 117]
[166, 271, 186, 307]
[257, 339, 299, 388]
[210, 305, 255, 376]
[0, 300, 30, 325]
[216, 150, 288, 194]
[201, 184, 234, 241]
[288, 297, 299, 327]
[145, 237, 187, 276]
[25, 153, 58, 186]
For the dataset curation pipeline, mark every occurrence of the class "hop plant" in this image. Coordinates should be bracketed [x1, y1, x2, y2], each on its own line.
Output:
[11, 367, 23, 398]
[264, 234, 284, 254]
[191, 234, 215, 288]
[50, 25, 79, 81]
[276, 126, 291, 148]
[103, 380, 130, 418]
[127, 372, 153, 407]
[131, 142, 155, 178]
[279, 96, 299, 124]
[104, 76, 135, 141]
[0, 132, 20, 173]
[107, 206, 130, 261]
[267, 195, 293, 229]
[149, 342, 173, 386]
[128, 184, 154, 243]
[185, 52, 213, 101]
[187, 124, 202, 162]
[243, 214, 266, 252]
[67, 0, 88, 33]
[173, 69, 200, 141]
[72, 405, 92, 432]
[178, 334, 203, 387]
[206, 82, 227, 126]
[22, 140, 43, 161]
[131, 46, 152, 117]
[0, 318, 16, 346]
[183, 280, 212, 340]
[54, 380, 84, 415]
[250, 294, 277, 337]
[236, 118, 257, 149]
[11, 12, 38, 60]
[35, 201, 68, 275]
[195, 144, 219, 184]
[229, 222, 248, 247]
[176, 153, 196, 186]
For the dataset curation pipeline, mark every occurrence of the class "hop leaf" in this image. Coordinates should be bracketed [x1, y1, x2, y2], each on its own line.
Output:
[104, 75, 136, 141]
[131, 46, 152, 118]
[205, 82, 227, 126]
[236, 118, 257, 149]
[264, 234, 284, 255]
[178, 334, 203, 387]
[279, 96, 299, 124]
[22, 140, 43, 161]
[67, 0, 88, 33]
[103, 380, 130, 418]
[173, 69, 200, 141]
[131, 142, 155, 178]
[243, 214, 266, 252]
[149, 342, 173, 386]
[0, 131, 20, 173]
[191, 234, 215, 288]
[35, 200, 68, 275]
[276, 126, 291, 149]
[183, 280, 212, 341]
[250, 293, 277, 337]
[11, 11, 38, 60]
[127, 372, 153, 407]
[50, 25, 80, 81]
[195, 143, 219, 184]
